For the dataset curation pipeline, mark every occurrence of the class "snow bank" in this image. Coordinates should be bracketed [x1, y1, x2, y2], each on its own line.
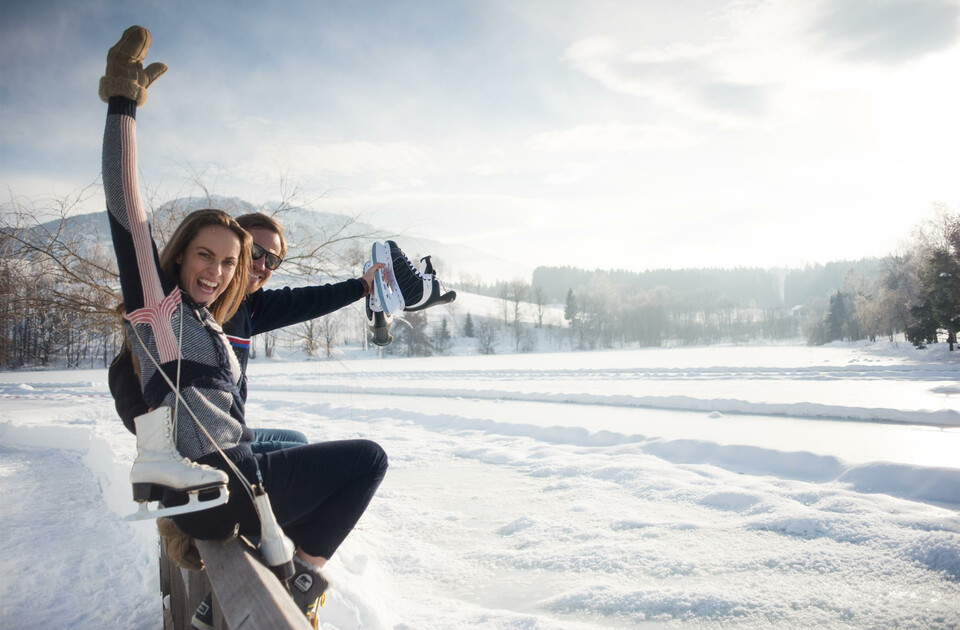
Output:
[2, 342, 959, 629]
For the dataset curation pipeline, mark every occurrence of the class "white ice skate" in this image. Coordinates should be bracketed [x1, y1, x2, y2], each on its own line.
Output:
[125, 407, 230, 521]
[252, 485, 296, 581]
[371, 241, 405, 314]
[363, 260, 394, 346]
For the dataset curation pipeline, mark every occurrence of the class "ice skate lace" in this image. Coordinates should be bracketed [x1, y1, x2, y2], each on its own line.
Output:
[393, 245, 430, 281]
[404, 255, 426, 279]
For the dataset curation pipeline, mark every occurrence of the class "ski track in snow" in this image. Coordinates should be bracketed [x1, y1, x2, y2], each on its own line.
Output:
[0, 344, 959, 629]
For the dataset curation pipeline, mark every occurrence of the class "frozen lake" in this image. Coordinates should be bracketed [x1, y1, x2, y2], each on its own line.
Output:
[1, 342, 959, 628]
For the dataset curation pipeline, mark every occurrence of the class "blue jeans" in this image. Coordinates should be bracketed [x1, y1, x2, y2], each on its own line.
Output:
[250, 427, 309, 455]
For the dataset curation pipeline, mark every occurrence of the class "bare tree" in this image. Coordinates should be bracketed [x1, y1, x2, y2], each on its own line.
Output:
[1, 186, 124, 367]
[508, 279, 529, 326]
[0, 164, 384, 367]
[475, 318, 498, 355]
[533, 286, 546, 328]
[497, 282, 510, 325]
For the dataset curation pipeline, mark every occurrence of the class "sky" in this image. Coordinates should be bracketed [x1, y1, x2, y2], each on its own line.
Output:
[2, 0, 960, 278]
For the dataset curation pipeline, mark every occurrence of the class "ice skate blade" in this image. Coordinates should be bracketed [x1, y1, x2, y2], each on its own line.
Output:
[124, 485, 229, 521]
[371, 241, 404, 315]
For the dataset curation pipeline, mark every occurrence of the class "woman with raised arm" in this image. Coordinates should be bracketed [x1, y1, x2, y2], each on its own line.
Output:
[100, 25, 387, 624]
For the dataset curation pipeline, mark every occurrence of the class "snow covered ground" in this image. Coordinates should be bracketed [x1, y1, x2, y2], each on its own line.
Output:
[1, 342, 959, 629]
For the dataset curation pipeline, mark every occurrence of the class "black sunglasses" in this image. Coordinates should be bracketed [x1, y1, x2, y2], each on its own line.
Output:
[251, 243, 283, 270]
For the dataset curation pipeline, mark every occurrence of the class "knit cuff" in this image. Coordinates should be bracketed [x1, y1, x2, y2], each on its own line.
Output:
[100, 75, 148, 106]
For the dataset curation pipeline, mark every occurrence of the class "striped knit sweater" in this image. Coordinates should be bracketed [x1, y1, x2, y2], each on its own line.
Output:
[103, 97, 251, 462]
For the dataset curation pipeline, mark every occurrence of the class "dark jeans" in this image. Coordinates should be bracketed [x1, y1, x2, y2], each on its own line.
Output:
[178, 439, 388, 560]
[250, 427, 308, 454]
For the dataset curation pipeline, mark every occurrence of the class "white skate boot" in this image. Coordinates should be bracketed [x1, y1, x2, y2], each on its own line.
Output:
[125, 407, 229, 521]
[364, 260, 394, 346]
[253, 485, 296, 581]
[370, 241, 404, 314]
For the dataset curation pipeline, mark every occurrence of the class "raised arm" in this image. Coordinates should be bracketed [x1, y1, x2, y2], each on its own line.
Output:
[100, 26, 172, 313]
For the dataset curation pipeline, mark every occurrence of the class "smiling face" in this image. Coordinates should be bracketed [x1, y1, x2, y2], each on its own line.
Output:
[246, 227, 282, 294]
[176, 225, 242, 306]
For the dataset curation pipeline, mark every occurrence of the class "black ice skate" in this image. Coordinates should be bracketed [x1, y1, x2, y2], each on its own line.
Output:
[371, 240, 456, 314]
[125, 407, 229, 521]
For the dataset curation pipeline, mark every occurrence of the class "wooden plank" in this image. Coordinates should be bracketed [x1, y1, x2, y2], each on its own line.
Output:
[158, 546, 176, 630]
[196, 538, 312, 630]
[169, 558, 190, 629]
[212, 590, 227, 630]
[159, 539, 219, 629]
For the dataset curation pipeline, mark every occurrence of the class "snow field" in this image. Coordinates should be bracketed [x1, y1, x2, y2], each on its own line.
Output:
[304, 400, 960, 629]
[0, 343, 958, 628]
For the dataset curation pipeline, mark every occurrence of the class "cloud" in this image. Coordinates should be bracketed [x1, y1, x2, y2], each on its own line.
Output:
[527, 122, 700, 154]
[212, 140, 442, 197]
[563, 36, 772, 125]
[812, 0, 960, 64]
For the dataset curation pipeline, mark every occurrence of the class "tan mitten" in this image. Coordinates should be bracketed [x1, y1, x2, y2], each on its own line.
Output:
[99, 25, 167, 106]
[157, 517, 204, 571]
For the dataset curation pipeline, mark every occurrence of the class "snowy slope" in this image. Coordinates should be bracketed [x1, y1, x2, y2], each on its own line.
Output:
[0, 342, 958, 629]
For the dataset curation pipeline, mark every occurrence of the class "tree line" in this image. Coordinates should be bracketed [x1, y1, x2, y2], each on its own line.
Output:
[522, 207, 960, 350]
[811, 206, 960, 349]
[4, 185, 958, 368]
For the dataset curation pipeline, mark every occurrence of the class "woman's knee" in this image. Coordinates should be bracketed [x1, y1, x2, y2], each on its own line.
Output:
[357, 439, 388, 477]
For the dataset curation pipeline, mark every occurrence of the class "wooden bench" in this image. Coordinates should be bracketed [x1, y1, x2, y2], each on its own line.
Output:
[159, 536, 312, 629]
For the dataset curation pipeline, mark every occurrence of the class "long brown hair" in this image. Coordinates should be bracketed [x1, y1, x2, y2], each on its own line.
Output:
[159, 209, 252, 323]
[118, 209, 252, 376]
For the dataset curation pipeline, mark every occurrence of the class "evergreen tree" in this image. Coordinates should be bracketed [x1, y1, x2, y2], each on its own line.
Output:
[905, 298, 939, 349]
[463, 312, 475, 337]
[434, 317, 451, 353]
[907, 246, 960, 349]
[398, 310, 433, 356]
[823, 292, 848, 342]
[564, 288, 578, 322]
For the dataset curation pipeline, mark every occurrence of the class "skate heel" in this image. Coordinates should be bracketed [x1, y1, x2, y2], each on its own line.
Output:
[132, 482, 159, 502]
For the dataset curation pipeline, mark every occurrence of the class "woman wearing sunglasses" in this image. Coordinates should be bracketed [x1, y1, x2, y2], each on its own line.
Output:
[109, 212, 385, 440]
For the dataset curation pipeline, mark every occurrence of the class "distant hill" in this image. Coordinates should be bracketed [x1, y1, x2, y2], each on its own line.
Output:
[29, 195, 527, 283]
[23, 195, 885, 305]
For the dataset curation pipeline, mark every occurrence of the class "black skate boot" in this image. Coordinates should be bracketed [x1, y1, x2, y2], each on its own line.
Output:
[289, 556, 330, 628]
[385, 240, 456, 312]
[190, 593, 213, 630]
